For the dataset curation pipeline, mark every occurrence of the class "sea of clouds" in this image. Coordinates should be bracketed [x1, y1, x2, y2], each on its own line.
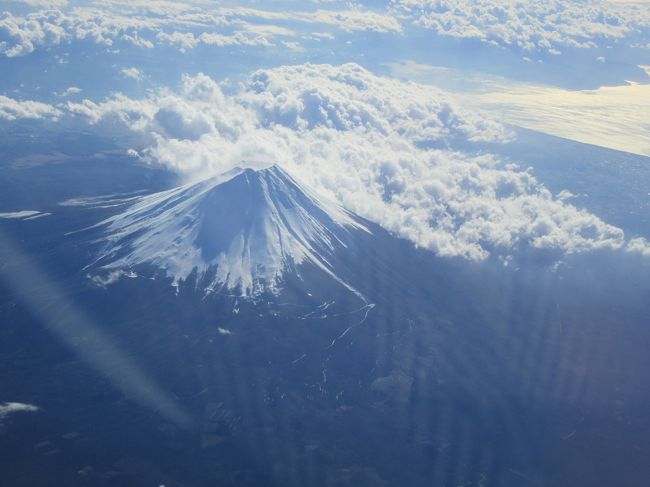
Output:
[390, 0, 650, 55]
[1, 0, 648, 59]
[3, 62, 638, 260]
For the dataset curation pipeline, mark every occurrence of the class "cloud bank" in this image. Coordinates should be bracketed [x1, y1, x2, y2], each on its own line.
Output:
[53, 63, 628, 261]
[0, 62, 637, 261]
[0, 3, 400, 57]
[390, 0, 650, 56]
[1, 0, 648, 69]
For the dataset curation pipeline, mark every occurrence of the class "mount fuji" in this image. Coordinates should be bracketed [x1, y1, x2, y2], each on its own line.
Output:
[90, 165, 371, 298]
[4, 145, 650, 487]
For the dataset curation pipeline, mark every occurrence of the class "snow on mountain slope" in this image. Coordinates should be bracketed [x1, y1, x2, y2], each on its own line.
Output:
[90, 165, 370, 297]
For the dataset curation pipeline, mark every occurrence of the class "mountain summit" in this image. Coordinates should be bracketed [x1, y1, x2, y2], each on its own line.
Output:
[91, 165, 370, 296]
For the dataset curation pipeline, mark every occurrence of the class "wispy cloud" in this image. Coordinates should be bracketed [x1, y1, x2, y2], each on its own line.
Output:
[0, 401, 39, 429]
[0, 402, 39, 417]
[0, 210, 47, 219]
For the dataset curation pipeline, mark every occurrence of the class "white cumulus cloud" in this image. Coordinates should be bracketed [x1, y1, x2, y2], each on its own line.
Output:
[627, 236, 650, 256]
[390, 0, 650, 55]
[120, 66, 144, 80]
[62, 63, 628, 261]
[0, 95, 61, 120]
[1, 0, 648, 60]
[0, 3, 398, 57]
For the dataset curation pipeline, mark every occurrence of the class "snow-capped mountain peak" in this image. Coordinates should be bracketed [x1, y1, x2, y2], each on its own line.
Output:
[91, 165, 369, 296]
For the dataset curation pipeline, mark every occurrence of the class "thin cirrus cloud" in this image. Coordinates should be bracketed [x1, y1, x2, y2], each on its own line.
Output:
[0, 210, 49, 220]
[51, 63, 630, 262]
